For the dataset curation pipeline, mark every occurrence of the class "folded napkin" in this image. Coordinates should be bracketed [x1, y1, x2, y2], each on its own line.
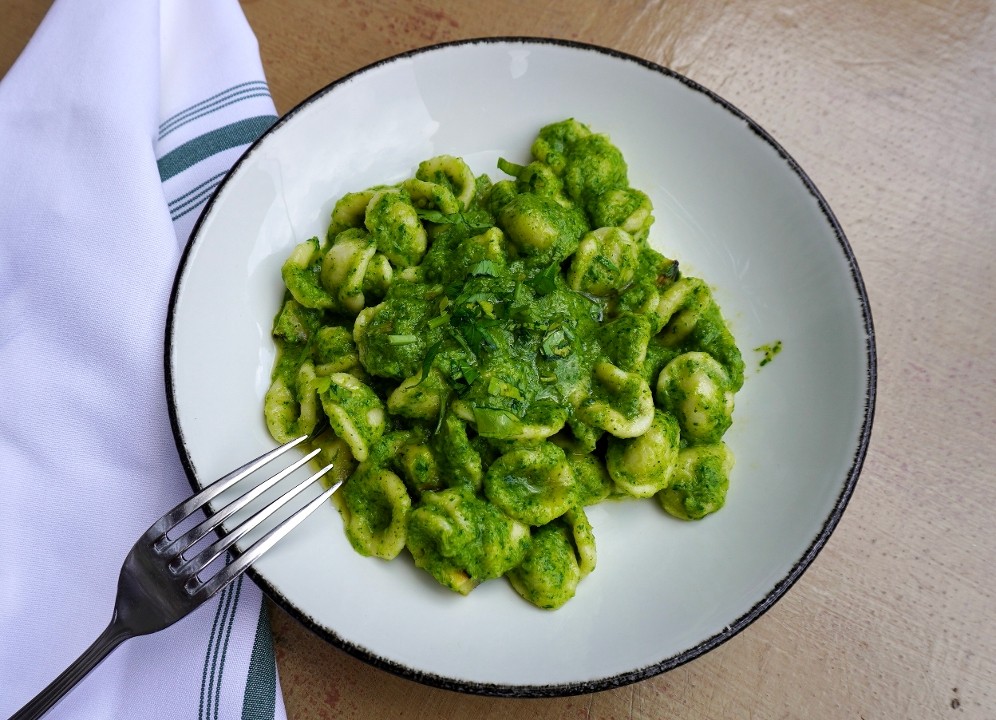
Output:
[0, 1, 286, 717]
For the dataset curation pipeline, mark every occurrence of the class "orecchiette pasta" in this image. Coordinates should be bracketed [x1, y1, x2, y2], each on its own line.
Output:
[281, 238, 336, 310]
[320, 228, 377, 314]
[658, 443, 734, 520]
[507, 520, 583, 610]
[317, 372, 385, 462]
[263, 121, 743, 609]
[483, 442, 577, 526]
[340, 465, 411, 559]
[576, 362, 656, 438]
[566, 227, 640, 296]
[655, 351, 735, 444]
[406, 487, 531, 594]
[364, 188, 427, 268]
[416, 155, 477, 210]
[606, 410, 681, 498]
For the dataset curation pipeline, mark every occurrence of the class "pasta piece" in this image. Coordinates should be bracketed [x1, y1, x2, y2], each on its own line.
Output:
[606, 410, 681, 498]
[513, 161, 565, 199]
[506, 521, 582, 610]
[484, 442, 576, 526]
[312, 326, 359, 375]
[320, 228, 377, 314]
[415, 155, 477, 210]
[361, 252, 393, 301]
[656, 352, 735, 444]
[272, 298, 321, 345]
[563, 505, 596, 577]
[340, 465, 411, 559]
[497, 192, 587, 266]
[562, 134, 629, 208]
[317, 372, 386, 462]
[484, 178, 518, 215]
[431, 413, 484, 492]
[308, 428, 357, 490]
[398, 442, 443, 496]
[387, 367, 449, 420]
[566, 227, 640, 296]
[588, 187, 654, 241]
[406, 488, 531, 594]
[564, 453, 614, 506]
[327, 188, 378, 238]
[281, 237, 335, 310]
[364, 188, 427, 267]
[576, 362, 655, 438]
[650, 276, 710, 345]
[680, 300, 746, 393]
[263, 361, 323, 443]
[530, 118, 592, 175]
[658, 443, 733, 520]
[400, 177, 461, 214]
[598, 312, 654, 372]
[351, 280, 436, 380]
[456, 227, 507, 269]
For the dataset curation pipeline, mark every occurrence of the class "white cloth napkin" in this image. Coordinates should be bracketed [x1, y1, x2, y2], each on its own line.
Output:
[0, 1, 287, 718]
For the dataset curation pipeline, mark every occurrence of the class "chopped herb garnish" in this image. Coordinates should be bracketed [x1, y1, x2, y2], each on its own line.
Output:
[415, 208, 492, 232]
[427, 313, 450, 329]
[496, 157, 524, 177]
[540, 324, 574, 358]
[448, 325, 476, 358]
[387, 334, 418, 346]
[755, 340, 783, 367]
[416, 340, 443, 385]
[468, 259, 500, 277]
[456, 290, 498, 306]
[473, 406, 523, 439]
[459, 319, 498, 353]
[452, 357, 479, 387]
[657, 259, 680, 285]
[528, 263, 559, 295]
[487, 377, 525, 401]
[595, 255, 619, 272]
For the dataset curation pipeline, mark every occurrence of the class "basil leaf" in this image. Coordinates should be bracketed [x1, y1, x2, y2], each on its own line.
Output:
[473, 406, 523, 439]
[415, 340, 442, 386]
[468, 259, 500, 277]
[528, 263, 559, 295]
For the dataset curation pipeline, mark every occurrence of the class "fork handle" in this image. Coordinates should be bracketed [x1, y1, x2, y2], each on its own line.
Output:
[9, 614, 133, 720]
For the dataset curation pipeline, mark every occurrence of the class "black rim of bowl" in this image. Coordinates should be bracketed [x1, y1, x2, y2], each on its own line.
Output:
[164, 36, 877, 698]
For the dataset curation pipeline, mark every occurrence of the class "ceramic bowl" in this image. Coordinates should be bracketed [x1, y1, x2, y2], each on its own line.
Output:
[166, 38, 875, 696]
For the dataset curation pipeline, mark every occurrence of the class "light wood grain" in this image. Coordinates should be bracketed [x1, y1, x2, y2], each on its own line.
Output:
[4, 0, 994, 717]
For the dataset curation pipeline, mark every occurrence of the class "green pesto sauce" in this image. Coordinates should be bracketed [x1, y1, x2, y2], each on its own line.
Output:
[755, 340, 783, 368]
[264, 118, 746, 610]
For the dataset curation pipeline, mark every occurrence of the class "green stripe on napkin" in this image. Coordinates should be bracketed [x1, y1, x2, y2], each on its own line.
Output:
[159, 81, 271, 139]
[157, 115, 276, 182]
[241, 600, 278, 720]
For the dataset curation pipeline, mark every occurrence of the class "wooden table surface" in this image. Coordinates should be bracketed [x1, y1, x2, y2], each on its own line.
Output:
[4, 1, 995, 717]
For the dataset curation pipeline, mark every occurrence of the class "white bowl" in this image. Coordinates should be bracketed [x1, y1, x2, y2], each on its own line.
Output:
[166, 38, 875, 696]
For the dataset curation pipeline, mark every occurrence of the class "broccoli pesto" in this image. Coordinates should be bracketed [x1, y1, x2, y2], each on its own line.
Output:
[264, 119, 744, 610]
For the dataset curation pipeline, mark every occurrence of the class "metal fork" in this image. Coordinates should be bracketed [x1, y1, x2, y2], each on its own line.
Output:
[9, 436, 338, 720]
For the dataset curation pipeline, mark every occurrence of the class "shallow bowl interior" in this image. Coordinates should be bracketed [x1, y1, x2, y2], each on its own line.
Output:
[167, 38, 875, 696]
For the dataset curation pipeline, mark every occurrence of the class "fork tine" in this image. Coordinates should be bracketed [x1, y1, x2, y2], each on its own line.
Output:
[145, 435, 310, 544]
[178, 463, 338, 588]
[161, 447, 321, 560]
[190, 475, 342, 601]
